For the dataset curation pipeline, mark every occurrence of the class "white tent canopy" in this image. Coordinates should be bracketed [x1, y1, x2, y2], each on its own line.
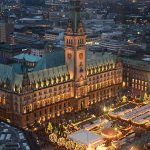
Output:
[68, 129, 104, 146]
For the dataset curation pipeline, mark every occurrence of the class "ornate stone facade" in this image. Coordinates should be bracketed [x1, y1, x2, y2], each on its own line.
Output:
[0, 0, 123, 128]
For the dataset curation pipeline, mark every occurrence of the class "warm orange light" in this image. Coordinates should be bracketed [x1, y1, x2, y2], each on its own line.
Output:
[103, 106, 107, 112]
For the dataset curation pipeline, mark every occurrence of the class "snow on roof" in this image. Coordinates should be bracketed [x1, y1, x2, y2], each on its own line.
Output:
[68, 129, 103, 145]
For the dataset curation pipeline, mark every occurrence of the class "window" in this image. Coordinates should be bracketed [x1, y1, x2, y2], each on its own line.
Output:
[59, 105, 61, 109]
[135, 80, 137, 83]
[68, 102, 70, 106]
[34, 113, 36, 117]
[141, 86, 144, 91]
[45, 109, 47, 114]
[39, 92, 42, 95]
[64, 103, 66, 107]
[26, 116, 29, 121]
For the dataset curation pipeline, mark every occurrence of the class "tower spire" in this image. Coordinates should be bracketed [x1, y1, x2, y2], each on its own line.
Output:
[70, 0, 81, 33]
[65, 0, 86, 80]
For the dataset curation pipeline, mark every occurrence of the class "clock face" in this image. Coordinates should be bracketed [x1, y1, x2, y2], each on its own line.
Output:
[79, 53, 83, 59]
[67, 53, 72, 59]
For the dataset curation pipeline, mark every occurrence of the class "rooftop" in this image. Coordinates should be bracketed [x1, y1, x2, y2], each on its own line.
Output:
[13, 53, 42, 63]
[0, 51, 117, 90]
[68, 129, 103, 145]
[0, 43, 27, 52]
[123, 57, 150, 71]
[0, 121, 30, 150]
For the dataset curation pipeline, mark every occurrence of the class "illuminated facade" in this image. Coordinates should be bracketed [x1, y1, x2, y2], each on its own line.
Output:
[0, 0, 123, 128]
[123, 58, 150, 96]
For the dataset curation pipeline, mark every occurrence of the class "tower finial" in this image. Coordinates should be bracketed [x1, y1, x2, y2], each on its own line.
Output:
[70, 0, 81, 32]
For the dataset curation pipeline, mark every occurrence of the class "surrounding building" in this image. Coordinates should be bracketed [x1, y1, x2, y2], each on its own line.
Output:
[123, 57, 150, 96]
[30, 44, 49, 57]
[0, 121, 40, 150]
[45, 0, 54, 5]
[44, 28, 64, 42]
[10, 32, 44, 46]
[0, 0, 123, 128]
[0, 21, 14, 43]
[0, 121, 30, 150]
[0, 43, 27, 63]
[98, 39, 126, 52]
[13, 53, 42, 68]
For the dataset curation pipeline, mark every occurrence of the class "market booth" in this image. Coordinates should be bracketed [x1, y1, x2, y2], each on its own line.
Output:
[68, 129, 105, 150]
[101, 128, 122, 140]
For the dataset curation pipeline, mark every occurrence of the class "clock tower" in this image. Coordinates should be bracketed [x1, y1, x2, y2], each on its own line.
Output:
[64, 0, 87, 99]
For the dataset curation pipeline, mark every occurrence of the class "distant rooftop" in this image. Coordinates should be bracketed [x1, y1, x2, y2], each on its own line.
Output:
[142, 55, 150, 62]
[0, 43, 27, 51]
[0, 121, 30, 150]
[123, 57, 150, 71]
[14, 53, 42, 63]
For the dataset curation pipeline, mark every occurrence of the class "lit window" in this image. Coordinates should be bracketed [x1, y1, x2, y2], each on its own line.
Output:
[123, 82, 126, 87]
[138, 85, 140, 90]
[141, 86, 144, 91]
[135, 80, 137, 83]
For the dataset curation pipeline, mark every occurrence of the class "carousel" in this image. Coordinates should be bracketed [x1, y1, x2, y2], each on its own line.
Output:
[101, 128, 122, 140]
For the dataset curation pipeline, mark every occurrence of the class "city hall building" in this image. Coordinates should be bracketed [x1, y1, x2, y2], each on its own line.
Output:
[0, 0, 123, 128]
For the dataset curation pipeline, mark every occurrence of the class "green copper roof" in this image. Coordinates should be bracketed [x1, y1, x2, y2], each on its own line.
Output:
[0, 51, 118, 91]
[87, 52, 117, 69]
[0, 50, 66, 90]
[34, 51, 65, 71]
[29, 65, 68, 83]
[70, 0, 81, 32]
[0, 64, 23, 89]
[14, 53, 42, 62]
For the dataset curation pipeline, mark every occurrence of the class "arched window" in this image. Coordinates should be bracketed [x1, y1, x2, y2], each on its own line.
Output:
[42, 100, 45, 107]
[15, 103, 18, 112]
[23, 107, 26, 113]
[29, 104, 32, 111]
